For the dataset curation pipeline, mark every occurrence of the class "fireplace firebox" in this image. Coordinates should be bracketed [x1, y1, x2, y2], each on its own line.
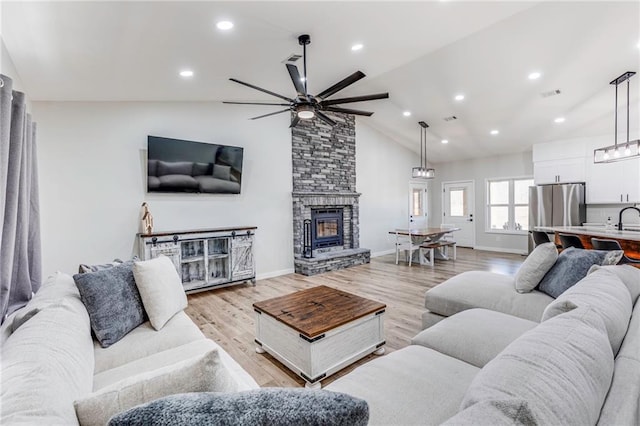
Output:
[311, 208, 344, 250]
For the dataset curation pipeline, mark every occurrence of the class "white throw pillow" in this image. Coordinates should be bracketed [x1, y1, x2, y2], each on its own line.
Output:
[133, 256, 187, 330]
[514, 242, 558, 293]
[74, 349, 225, 426]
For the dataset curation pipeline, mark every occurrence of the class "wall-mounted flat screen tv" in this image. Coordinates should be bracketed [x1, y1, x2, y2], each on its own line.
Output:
[147, 136, 244, 194]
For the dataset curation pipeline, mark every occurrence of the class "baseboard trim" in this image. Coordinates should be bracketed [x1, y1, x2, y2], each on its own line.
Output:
[371, 249, 396, 258]
[256, 268, 295, 280]
[474, 245, 527, 256]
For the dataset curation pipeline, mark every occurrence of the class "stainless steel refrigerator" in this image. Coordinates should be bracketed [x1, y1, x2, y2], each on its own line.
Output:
[528, 183, 586, 252]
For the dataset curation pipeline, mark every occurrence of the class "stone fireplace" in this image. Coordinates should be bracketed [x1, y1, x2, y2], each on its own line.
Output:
[291, 113, 370, 276]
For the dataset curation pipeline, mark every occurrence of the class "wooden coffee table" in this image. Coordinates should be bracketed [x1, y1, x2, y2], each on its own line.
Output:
[253, 285, 386, 388]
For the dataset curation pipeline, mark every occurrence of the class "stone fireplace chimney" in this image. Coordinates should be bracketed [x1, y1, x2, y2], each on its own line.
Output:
[291, 113, 370, 275]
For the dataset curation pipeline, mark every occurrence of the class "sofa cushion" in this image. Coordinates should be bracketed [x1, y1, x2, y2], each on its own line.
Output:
[424, 271, 553, 322]
[94, 311, 204, 374]
[133, 255, 187, 331]
[537, 247, 622, 298]
[108, 389, 369, 426]
[588, 264, 640, 305]
[1, 273, 94, 425]
[93, 340, 234, 391]
[192, 162, 211, 176]
[442, 399, 536, 425]
[542, 268, 632, 355]
[597, 300, 640, 426]
[73, 261, 146, 347]
[158, 174, 199, 190]
[147, 175, 160, 190]
[78, 258, 123, 274]
[75, 348, 224, 426]
[326, 345, 479, 425]
[147, 159, 158, 176]
[514, 242, 557, 293]
[195, 176, 241, 193]
[412, 309, 537, 368]
[156, 160, 193, 176]
[461, 306, 614, 426]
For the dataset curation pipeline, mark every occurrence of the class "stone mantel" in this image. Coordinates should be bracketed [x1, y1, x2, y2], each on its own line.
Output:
[292, 192, 362, 197]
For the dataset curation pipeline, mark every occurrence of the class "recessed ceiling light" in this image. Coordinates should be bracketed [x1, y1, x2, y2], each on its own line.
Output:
[490, 129, 499, 135]
[454, 94, 465, 101]
[528, 71, 541, 80]
[554, 117, 565, 123]
[403, 111, 411, 117]
[351, 43, 364, 52]
[216, 20, 234, 30]
[179, 70, 194, 78]
[441, 139, 449, 144]
[300, 77, 306, 82]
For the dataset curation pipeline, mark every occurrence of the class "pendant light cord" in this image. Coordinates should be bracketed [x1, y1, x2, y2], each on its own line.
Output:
[614, 80, 618, 148]
[626, 78, 630, 143]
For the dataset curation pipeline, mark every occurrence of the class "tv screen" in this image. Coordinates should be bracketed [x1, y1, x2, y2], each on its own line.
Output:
[147, 136, 243, 194]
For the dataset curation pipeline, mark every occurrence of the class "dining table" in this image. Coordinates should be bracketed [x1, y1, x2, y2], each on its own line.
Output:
[389, 227, 461, 265]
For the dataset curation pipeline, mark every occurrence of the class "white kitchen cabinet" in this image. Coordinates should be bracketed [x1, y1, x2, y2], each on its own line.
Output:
[585, 140, 640, 204]
[534, 158, 585, 184]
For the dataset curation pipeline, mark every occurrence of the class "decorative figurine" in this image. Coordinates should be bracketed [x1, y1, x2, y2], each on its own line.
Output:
[141, 202, 154, 234]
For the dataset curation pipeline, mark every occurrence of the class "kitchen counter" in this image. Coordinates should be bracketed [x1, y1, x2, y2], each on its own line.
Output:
[535, 226, 640, 242]
[534, 226, 640, 262]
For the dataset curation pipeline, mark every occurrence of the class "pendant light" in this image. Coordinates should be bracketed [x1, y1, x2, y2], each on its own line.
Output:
[412, 121, 435, 179]
[594, 71, 640, 163]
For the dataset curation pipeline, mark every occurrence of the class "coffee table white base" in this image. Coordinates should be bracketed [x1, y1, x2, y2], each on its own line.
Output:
[255, 309, 385, 388]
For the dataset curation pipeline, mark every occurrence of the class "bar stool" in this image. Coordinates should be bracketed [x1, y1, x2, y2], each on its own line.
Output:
[559, 234, 584, 249]
[531, 231, 552, 247]
[591, 238, 640, 265]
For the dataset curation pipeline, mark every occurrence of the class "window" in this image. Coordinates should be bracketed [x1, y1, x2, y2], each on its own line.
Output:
[487, 177, 534, 232]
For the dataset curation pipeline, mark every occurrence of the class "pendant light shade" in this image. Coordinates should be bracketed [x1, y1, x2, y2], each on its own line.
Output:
[594, 71, 640, 163]
[412, 121, 435, 179]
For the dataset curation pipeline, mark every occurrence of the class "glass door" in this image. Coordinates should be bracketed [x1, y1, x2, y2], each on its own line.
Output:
[409, 182, 428, 229]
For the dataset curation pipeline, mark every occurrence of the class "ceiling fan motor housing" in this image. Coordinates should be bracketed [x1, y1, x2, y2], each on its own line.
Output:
[298, 34, 311, 45]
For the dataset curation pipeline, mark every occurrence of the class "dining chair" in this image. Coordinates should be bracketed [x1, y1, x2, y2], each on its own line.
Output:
[559, 234, 584, 249]
[395, 231, 420, 266]
[437, 224, 457, 260]
[591, 238, 640, 264]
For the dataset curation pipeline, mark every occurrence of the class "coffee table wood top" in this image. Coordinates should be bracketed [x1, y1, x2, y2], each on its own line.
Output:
[253, 285, 386, 338]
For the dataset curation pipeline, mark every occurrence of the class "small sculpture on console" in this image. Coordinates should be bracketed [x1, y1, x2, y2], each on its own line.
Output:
[141, 202, 154, 234]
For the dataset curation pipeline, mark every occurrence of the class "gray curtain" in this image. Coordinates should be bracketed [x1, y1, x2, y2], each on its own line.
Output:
[0, 74, 42, 322]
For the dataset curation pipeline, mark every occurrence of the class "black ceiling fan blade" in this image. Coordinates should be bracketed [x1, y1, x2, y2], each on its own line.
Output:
[316, 71, 366, 99]
[229, 78, 294, 102]
[323, 106, 374, 116]
[315, 111, 337, 126]
[320, 93, 389, 106]
[286, 64, 306, 97]
[289, 115, 300, 128]
[249, 109, 291, 120]
[223, 101, 291, 106]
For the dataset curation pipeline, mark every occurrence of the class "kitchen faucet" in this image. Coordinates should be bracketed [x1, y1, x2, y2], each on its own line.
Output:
[618, 206, 640, 231]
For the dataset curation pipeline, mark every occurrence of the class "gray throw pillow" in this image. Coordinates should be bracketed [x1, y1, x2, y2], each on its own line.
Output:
[73, 262, 146, 348]
[212, 164, 231, 181]
[514, 242, 558, 293]
[537, 247, 620, 298]
[192, 162, 211, 176]
[108, 388, 369, 426]
[78, 258, 123, 274]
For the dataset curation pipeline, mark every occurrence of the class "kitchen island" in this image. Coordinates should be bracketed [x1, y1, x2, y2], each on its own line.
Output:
[535, 226, 640, 262]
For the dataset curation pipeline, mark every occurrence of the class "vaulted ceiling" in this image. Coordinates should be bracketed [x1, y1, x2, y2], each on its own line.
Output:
[2, 1, 639, 163]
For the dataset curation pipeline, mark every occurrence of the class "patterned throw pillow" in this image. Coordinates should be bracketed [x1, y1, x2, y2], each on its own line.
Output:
[537, 247, 623, 298]
[73, 261, 146, 347]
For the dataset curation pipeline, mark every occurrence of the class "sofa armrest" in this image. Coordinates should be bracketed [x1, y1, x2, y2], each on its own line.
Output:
[411, 308, 537, 368]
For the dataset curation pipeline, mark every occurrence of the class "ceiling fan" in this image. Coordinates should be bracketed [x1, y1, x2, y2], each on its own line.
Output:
[223, 34, 389, 128]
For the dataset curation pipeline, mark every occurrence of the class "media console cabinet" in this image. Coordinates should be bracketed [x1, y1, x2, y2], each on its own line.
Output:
[137, 227, 256, 293]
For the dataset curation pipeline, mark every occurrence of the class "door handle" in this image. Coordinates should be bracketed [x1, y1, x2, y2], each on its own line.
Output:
[621, 194, 623, 202]
[627, 194, 629, 202]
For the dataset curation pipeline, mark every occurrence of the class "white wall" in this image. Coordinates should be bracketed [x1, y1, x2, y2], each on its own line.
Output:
[356, 122, 420, 256]
[32, 102, 417, 277]
[33, 102, 294, 278]
[430, 151, 534, 254]
[1, 36, 28, 102]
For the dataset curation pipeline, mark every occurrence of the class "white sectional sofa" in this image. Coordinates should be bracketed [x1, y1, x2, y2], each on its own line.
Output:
[326, 265, 640, 425]
[1, 272, 259, 424]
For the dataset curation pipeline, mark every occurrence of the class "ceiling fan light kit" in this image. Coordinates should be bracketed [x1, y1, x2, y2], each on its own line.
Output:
[412, 121, 435, 179]
[224, 34, 389, 128]
[594, 71, 640, 163]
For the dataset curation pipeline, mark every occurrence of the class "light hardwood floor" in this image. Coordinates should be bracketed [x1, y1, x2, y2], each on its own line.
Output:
[185, 248, 524, 388]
